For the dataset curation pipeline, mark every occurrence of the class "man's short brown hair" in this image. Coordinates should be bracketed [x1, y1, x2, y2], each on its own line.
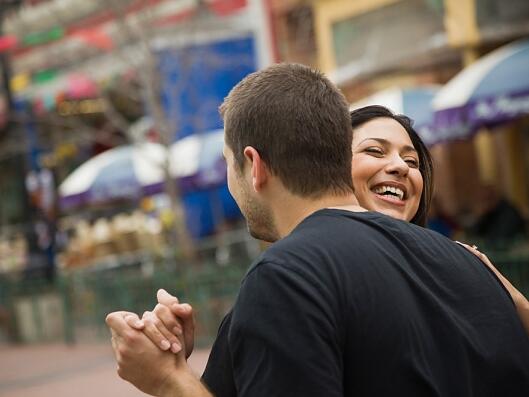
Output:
[220, 63, 353, 198]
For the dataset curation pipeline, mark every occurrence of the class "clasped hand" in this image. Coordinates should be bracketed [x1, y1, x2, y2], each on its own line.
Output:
[105, 289, 195, 396]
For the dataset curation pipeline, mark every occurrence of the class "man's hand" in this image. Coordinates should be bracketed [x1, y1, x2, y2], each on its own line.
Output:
[106, 311, 185, 396]
[157, 289, 196, 358]
[124, 289, 196, 358]
[122, 309, 183, 354]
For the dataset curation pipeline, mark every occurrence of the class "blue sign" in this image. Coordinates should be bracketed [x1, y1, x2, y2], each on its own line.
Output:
[157, 34, 257, 237]
[158, 34, 257, 140]
[183, 184, 241, 238]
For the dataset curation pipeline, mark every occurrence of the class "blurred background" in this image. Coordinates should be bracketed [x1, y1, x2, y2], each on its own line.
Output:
[0, 0, 528, 395]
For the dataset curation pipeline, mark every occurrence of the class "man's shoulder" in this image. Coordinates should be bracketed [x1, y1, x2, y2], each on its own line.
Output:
[243, 211, 379, 278]
[287, 208, 434, 245]
[244, 209, 466, 287]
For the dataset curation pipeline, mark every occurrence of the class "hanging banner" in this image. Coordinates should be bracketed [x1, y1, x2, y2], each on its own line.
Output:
[22, 26, 64, 47]
[10, 73, 30, 92]
[206, 0, 247, 16]
[66, 74, 98, 99]
[73, 28, 114, 51]
[33, 69, 57, 84]
[0, 35, 18, 52]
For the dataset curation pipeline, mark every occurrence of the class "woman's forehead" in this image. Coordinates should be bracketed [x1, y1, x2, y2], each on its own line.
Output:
[352, 118, 413, 147]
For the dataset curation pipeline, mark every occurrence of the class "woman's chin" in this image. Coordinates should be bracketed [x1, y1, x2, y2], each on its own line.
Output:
[376, 208, 409, 222]
[367, 196, 416, 223]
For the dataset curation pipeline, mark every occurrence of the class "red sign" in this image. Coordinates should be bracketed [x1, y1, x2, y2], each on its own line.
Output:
[206, 0, 247, 16]
[0, 35, 18, 52]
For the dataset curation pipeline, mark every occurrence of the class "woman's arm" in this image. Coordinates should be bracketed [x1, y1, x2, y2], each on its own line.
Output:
[457, 242, 529, 337]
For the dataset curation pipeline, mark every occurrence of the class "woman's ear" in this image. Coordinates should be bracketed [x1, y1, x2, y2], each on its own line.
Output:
[243, 146, 268, 192]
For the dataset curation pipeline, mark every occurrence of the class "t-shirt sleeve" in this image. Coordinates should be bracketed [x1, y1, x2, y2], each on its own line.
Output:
[228, 260, 343, 397]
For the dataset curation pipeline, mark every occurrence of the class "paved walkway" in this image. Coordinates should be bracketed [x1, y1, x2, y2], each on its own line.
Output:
[0, 342, 210, 397]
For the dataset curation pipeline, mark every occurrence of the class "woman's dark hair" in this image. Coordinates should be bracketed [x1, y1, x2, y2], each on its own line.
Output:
[349, 105, 434, 226]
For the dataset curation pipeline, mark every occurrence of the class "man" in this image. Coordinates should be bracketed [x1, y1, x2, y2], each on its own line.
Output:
[106, 63, 529, 396]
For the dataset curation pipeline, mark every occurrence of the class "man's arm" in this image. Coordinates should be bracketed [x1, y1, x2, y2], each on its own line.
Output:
[229, 261, 344, 397]
[106, 311, 211, 397]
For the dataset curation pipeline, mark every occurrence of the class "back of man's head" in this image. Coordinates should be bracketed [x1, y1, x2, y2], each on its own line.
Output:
[220, 63, 353, 199]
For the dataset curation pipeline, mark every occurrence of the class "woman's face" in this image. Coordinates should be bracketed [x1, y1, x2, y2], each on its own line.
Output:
[351, 117, 423, 222]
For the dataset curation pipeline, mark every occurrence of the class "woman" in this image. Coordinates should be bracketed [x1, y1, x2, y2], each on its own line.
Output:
[349, 105, 529, 335]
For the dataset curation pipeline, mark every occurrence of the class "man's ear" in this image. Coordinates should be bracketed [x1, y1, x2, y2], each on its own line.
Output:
[243, 146, 268, 192]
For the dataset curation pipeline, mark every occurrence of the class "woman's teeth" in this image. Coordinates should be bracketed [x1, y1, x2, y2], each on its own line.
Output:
[373, 185, 404, 200]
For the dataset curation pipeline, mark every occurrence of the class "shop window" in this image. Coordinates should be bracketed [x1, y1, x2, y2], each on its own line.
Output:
[285, 5, 316, 57]
[476, 0, 529, 29]
[331, 0, 444, 69]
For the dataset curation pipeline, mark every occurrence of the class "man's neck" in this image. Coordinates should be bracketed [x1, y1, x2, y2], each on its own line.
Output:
[271, 192, 366, 239]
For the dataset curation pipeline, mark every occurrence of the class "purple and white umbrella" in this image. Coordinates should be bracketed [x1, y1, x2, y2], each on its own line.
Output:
[433, 38, 529, 142]
[59, 129, 225, 209]
[350, 86, 440, 146]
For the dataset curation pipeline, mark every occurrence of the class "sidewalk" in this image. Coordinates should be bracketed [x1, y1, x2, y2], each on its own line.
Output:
[0, 342, 210, 397]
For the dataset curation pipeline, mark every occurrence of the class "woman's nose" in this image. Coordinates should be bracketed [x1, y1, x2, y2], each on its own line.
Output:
[384, 154, 409, 176]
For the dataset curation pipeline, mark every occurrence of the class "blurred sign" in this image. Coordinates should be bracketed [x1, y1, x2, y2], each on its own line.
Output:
[206, 0, 248, 15]
[25, 168, 55, 216]
[158, 33, 257, 140]
[57, 98, 104, 116]
[157, 0, 273, 140]
[10, 73, 30, 92]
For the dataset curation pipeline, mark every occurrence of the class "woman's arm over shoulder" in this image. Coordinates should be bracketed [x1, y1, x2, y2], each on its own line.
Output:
[456, 241, 529, 338]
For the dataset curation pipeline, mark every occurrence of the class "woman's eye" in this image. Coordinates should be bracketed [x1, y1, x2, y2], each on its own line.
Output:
[365, 147, 383, 155]
[405, 158, 419, 168]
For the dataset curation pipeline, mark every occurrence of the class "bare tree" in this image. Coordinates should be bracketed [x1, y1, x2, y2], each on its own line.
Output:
[102, 0, 199, 263]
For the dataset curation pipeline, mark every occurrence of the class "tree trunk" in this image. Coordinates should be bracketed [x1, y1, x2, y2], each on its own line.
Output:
[138, 34, 198, 265]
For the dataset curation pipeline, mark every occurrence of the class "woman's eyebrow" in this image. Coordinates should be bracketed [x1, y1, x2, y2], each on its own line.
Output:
[358, 137, 417, 153]
[358, 137, 387, 145]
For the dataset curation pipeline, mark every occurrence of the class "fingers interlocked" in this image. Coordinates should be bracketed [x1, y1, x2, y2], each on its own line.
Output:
[142, 308, 182, 354]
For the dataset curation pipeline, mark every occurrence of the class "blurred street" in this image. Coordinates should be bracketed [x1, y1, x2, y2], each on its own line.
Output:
[0, 342, 210, 397]
[0, 0, 528, 394]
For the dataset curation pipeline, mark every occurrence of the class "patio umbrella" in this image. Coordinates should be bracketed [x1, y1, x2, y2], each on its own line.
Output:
[432, 38, 529, 142]
[59, 129, 225, 209]
[350, 86, 440, 146]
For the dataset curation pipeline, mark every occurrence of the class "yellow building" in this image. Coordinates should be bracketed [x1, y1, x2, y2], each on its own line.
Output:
[311, 0, 529, 220]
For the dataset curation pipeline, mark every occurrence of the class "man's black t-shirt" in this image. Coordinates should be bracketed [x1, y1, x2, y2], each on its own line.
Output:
[202, 209, 529, 396]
